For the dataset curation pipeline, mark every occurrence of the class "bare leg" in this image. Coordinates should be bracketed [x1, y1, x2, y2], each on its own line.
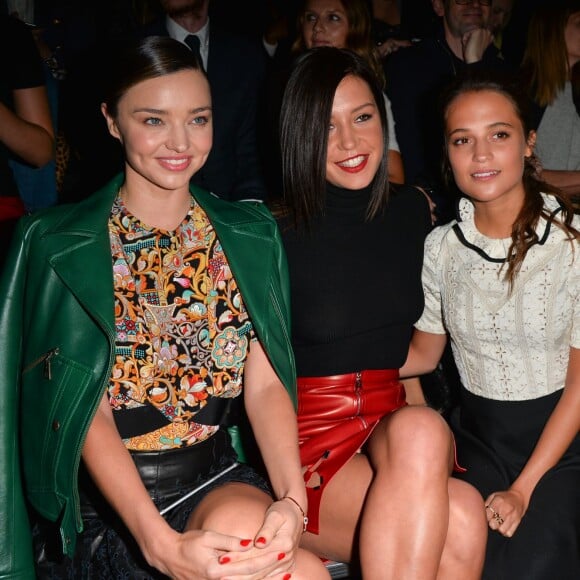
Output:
[302, 406, 485, 579]
[300, 453, 373, 563]
[191, 483, 330, 579]
[437, 478, 487, 580]
[361, 406, 454, 579]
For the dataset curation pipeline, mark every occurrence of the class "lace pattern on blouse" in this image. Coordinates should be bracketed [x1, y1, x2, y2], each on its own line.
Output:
[416, 195, 580, 401]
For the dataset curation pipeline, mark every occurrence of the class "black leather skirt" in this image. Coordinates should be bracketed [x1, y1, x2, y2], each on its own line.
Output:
[79, 429, 238, 518]
[34, 430, 271, 579]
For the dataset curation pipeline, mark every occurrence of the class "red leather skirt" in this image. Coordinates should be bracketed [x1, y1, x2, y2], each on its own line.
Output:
[297, 369, 406, 534]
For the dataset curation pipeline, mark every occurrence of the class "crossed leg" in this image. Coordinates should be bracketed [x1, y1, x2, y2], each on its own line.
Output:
[301, 406, 486, 579]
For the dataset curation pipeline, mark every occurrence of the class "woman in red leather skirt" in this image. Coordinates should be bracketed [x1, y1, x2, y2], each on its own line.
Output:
[272, 47, 487, 579]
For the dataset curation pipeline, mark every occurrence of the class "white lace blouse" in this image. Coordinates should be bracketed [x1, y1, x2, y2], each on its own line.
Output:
[415, 195, 580, 401]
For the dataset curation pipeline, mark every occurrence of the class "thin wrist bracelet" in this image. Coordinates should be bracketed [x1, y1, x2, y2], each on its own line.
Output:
[280, 496, 308, 532]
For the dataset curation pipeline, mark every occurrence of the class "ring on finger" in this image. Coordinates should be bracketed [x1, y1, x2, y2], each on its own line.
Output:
[485, 504, 498, 517]
[486, 504, 503, 525]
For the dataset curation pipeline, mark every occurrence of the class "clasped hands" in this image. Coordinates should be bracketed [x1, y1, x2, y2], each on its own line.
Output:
[147, 498, 303, 580]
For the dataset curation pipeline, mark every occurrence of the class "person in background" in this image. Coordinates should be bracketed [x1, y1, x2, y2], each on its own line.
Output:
[8, 11, 60, 213]
[274, 46, 487, 579]
[490, 0, 515, 55]
[262, 0, 294, 61]
[293, 0, 405, 184]
[140, 0, 269, 201]
[385, 0, 510, 224]
[402, 69, 580, 579]
[0, 35, 329, 580]
[521, 0, 580, 204]
[0, 13, 54, 269]
[370, 0, 413, 59]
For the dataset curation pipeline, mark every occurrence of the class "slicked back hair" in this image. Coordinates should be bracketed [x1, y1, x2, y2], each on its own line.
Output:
[103, 35, 204, 119]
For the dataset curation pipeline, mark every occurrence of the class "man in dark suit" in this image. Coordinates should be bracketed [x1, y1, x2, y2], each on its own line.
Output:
[141, 0, 268, 201]
[384, 0, 512, 224]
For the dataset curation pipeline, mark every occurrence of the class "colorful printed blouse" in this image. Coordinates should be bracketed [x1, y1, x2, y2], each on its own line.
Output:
[107, 196, 255, 451]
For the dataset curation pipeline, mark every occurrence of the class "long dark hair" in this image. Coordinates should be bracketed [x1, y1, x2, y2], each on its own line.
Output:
[440, 70, 579, 287]
[102, 35, 204, 118]
[278, 46, 389, 228]
[521, 0, 580, 107]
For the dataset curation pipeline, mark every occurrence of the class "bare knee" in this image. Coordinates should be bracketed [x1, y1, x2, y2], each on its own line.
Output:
[192, 485, 330, 579]
[188, 483, 269, 537]
[388, 406, 450, 450]
[293, 549, 332, 579]
[370, 406, 452, 471]
[448, 479, 488, 558]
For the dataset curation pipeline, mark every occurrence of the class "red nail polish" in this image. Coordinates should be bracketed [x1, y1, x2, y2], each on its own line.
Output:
[256, 536, 266, 544]
[283, 574, 292, 580]
[240, 539, 252, 546]
[277, 552, 286, 561]
[219, 556, 230, 564]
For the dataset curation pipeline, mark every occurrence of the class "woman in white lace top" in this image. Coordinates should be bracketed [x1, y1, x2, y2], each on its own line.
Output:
[401, 70, 580, 580]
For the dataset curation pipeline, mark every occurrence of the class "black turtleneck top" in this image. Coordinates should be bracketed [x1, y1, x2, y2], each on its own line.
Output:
[278, 182, 431, 377]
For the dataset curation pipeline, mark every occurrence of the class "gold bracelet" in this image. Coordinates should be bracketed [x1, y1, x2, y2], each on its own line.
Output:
[280, 496, 308, 533]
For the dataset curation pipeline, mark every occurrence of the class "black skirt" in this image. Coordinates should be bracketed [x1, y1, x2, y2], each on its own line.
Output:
[33, 429, 271, 579]
[451, 387, 580, 580]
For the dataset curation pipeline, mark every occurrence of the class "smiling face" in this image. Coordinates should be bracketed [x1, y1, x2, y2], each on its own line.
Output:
[301, 0, 350, 49]
[434, 0, 491, 38]
[326, 74, 384, 189]
[102, 69, 212, 194]
[445, 89, 534, 211]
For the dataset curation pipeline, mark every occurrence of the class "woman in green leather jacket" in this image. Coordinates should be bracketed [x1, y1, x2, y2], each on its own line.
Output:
[0, 36, 328, 580]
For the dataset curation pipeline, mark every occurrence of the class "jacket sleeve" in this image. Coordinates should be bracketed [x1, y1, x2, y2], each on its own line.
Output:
[268, 211, 297, 406]
[0, 219, 36, 579]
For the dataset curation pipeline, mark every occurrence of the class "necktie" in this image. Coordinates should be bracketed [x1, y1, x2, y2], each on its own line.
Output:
[184, 34, 204, 71]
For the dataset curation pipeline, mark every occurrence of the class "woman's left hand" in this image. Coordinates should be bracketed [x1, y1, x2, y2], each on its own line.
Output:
[254, 499, 303, 575]
[484, 489, 527, 538]
[216, 499, 302, 579]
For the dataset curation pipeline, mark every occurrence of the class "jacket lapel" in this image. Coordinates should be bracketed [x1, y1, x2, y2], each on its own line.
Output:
[43, 179, 277, 348]
[49, 233, 116, 336]
[193, 187, 275, 313]
[46, 177, 123, 337]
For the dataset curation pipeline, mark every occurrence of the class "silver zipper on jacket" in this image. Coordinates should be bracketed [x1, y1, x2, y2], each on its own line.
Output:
[23, 347, 60, 379]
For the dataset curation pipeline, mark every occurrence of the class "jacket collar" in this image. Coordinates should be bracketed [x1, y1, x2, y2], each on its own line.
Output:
[44, 175, 123, 337]
[45, 175, 276, 338]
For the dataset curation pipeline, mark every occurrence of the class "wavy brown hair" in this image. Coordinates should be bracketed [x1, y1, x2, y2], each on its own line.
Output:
[440, 70, 579, 288]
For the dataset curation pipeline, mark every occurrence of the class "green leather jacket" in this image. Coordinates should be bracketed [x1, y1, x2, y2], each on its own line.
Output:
[0, 175, 296, 579]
